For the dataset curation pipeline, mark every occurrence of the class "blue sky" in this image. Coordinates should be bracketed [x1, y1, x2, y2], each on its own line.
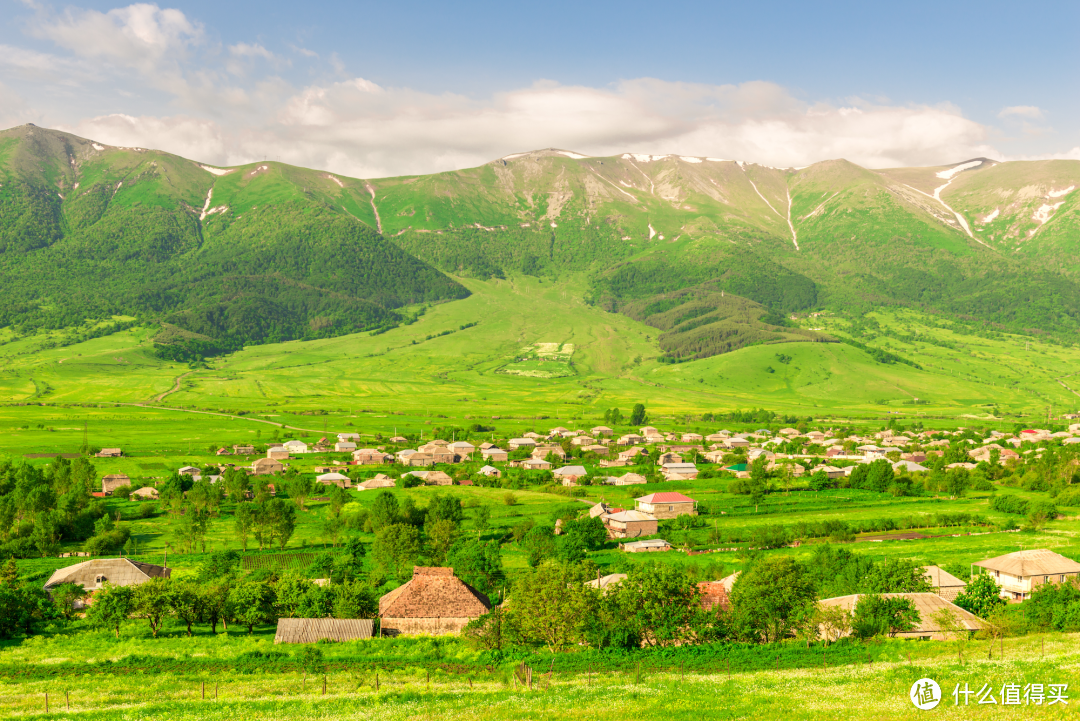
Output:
[2, 0, 1077, 176]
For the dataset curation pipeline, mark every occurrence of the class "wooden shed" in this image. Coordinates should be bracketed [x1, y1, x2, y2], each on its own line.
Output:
[274, 618, 374, 644]
[101, 474, 131, 494]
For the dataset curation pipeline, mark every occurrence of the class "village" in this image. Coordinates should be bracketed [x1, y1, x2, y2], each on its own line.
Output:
[22, 418, 1080, 651]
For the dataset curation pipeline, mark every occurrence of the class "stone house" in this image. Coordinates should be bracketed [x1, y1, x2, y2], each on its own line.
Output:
[635, 492, 697, 519]
[378, 567, 490, 636]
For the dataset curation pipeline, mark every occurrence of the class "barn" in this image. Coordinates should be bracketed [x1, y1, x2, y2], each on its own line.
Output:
[378, 566, 490, 637]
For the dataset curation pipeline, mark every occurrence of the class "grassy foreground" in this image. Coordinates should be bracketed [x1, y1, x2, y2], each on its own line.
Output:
[2, 632, 1078, 719]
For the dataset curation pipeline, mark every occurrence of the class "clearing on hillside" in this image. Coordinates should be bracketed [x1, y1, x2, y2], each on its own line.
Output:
[499, 343, 576, 378]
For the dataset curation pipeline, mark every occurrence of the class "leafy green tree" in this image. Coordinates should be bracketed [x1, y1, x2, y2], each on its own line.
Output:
[446, 538, 504, 598]
[233, 503, 255, 551]
[426, 493, 464, 525]
[49, 582, 88, 621]
[954, 574, 1006, 618]
[132, 578, 172, 637]
[228, 581, 277, 634]
[223, 467, 250, 503]
[472, 505, 491, 535]
[852, 594, 920, 638]
[330, 580, 378, 619]
[285, 475, 316, 511]
[630, 403, 647, 426]
[604, 563, 705, 647]
[521, 525, 557, 567]
[202, 580, 233, 633]
[427, 518, 458, 565]
[166, 581, 205, 637]
[327, 484, 352, 518]
[373, 523, 421, 579]
[562, 516, 607, 551]
[507, 561, 597, 653]
[87, 583, 135, 639]
[730, 556, 816, 643]
[370, 491, 400, 531]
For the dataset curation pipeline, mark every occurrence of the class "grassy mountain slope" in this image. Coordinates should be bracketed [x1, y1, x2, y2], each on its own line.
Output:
[0, 125, 467, 353]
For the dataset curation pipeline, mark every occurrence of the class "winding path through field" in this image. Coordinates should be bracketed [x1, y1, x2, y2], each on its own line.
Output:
[154, 370, 196, 402]
[110, 401, 377, 436]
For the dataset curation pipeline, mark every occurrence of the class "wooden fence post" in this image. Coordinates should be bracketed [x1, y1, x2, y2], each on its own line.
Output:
[375, 673, 379, 692]
[322, 676, 326, 695]
[201, 681, 205, 700]
[66, 690, 70, 710]
[45, 692, 48, 713]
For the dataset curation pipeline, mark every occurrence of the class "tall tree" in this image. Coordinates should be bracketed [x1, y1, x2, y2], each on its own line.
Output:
[507, 561, 597, 653]
[730, 556, 817, 643]
[87, 583, 135, 639]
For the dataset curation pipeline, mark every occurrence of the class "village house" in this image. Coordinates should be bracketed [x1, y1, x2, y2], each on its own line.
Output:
[725, 437, 751, 449]
[586, 573, 628, 591]
[424, 471, 454, 486]
[449, 441, 476, 456]
[639, 426, 660, 436]
[315, 472, 351, 489]
[620, 538, 671, 553]
[233, 444, 255, 455]
[581, 444, 609, 455]
[353, 448, 392, 465]
[570, 436, 596, 447]
[635, 492, 697, 519]
[703, 449, 727, 464]
[923, 565, 968, 602]
[267, 447, 290, 460]
[274, 618, 374, 644]
[101, 474, 131, 495]
[358, 474, 396, 490]
[705, 432, 729, 443]
[553, 465, 588, 484]
[522, 431, 543, 439]
[429, 448, 455, 464]
[215, 447, 232, 456]
[252, 458, 284, 475]
[608, 472, 647, 485]
[698, 581, 730, 611]
[618, 446, 647, 463]
[178, 466, 200, 476]
[662, 462, 699, 481]
[973, 549, 1080, 601]
[680, 433, 704, 442]
[533, 444, 567, 460]
[818, 593, 984, 640]
[617, 433, 645, 446]
[657, 452, 682, 465]
[282, 440, 309, 454]
[480, 447, 509, 463]
[478, 465, 501, 478]
[335, 441, 357, 453]
[406, 452, 435, 467]
[95, 448, 122, 458]
[508, 437, 537, 450]
[45, 558, 170, 606]
[521, 458, 552, 471]
[590, 426, 614, 437]
[337, 432, 361, 442]
[602, 509, 658, 538]
[378, 567, 490, 636]
[389, 435, 408, 443]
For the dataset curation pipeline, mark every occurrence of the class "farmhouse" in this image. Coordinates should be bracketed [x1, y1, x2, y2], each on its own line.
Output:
[661, 462, 699, 481]
[252, 458, 284, 475]
[406, 452, 435, 467]
[274, 618, 374, 644]
[480, 447, 509, 462]
[101, 474, 131, 494]
[449, 441, 476, 456]
[282, 440, 309, 454]
[45, 558, 170, 602]
[353, 449, 392, 465]
[215, 447, 231, 456]
[96, 448, 122, 458]
[635, 492, 697, 519]
[590, 426, 614, 437]
[337, 433, 361, 442]
[267, 448, 290, 460]
[315, 472, 351, 489]
[358, 474, 396, 490]
[620, 539, 671, 553]
[818, 593, 984, 640]
[378, 566, 490, 636]
[553, 465, 587, 482]
[585, 573, 627, 591]
[602, 510, 658, 538]
[424, 471, 454, 486]
[478, 465, 501, 478]
[610, 472, 647, 485]
[698, 581, 730, 611]
[233, 444, 255, 455]
[508, 438, 537, 449]
[973, 549, 1080, 601]
[521, 459, 552, 470]
[923, 565, 967, 601]
[617, 434, 645, 446]
[533, 445, 566, 460]
[334, 441, 357, 452]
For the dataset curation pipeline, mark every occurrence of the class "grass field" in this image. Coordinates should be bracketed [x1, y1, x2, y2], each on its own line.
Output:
[2, 273, 1078, 440]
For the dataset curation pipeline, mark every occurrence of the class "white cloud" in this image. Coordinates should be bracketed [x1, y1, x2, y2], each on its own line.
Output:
[68, 113, 227, 162]
[998, 105, 1044, 119]
[29, 3, 202, 71]
[229, 43, 273, 60]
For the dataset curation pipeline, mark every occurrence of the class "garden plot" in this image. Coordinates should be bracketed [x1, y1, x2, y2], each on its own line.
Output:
[498, 343, 575, 378]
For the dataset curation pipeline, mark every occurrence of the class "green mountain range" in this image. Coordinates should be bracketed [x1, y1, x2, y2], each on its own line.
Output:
[2, 125, 1078, 363]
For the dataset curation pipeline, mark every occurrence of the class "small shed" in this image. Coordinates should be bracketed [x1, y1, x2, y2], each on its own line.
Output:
[424, 471, 454, 486]
[131, 486, 159, 500]
[274, 618, 374, 644]
[620, 539, 671, 553]
[252, 458, 284, 475]
[316, 472, 351, 489]
[378, 566, 490, 637]
[96, 448, 122, 458]
[358, 474, 396, 490]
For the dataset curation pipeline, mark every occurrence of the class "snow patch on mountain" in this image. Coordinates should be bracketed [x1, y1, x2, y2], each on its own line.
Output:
[326, 174, 344, 187]
[706, 158, 727, 162]
[679, 156, 702, 163]
[1033, 202, 1065, 225]
[200, 164, 231, 176]
[557, 151, 588, 159]
[979, 209, 1000, 224]
[648, 224, 656, 240]
[91, 143, 105, 151]
[935, 160, 982, 180]
[1048, 186, 1075, 198]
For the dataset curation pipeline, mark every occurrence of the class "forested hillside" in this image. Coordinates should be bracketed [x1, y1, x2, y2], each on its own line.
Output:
[0, 125, 467, 358]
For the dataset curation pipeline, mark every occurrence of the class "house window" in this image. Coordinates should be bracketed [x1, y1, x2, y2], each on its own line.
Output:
[1045, 576, 1050, 583]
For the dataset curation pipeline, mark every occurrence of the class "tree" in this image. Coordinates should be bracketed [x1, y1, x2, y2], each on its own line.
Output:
[233, 503, 255, 551]
[730, 557, 817, 643]
[507, 561, 597, 652]
[852, 594, 920, 638]
[446, 539, 504, 598]
[132, 578, 172, 637]
[954, 574, 1007, 618]
[257, 499, 297, 550]
[521, 525, 557, 567]
[562, 516, 607, 551]
[166, 581, 205, 637]
[327, 484, 351, 518]
[330, 580, 378, 619]
[604, 563, 705, 647]
[285, 475, 316, 511]
[818, 602, 852, 643]
[427, 518, 458, 565]
[370, 491, 400, 531]
[175, 507, 211, 553]
[202, 580, 233, 633]
[372, 523, 421, 579]
[630, 403, 647, 426]
[223, 467, 250, 503]
[473, 505, 491, 535]
[87, 583, 134, 639]
[49, 582, 88, 621]
[426, 493, 464, 525]
[228, 581, 276, 634]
